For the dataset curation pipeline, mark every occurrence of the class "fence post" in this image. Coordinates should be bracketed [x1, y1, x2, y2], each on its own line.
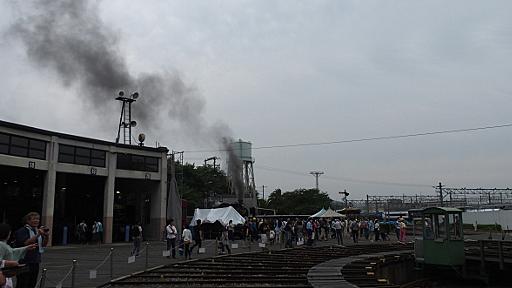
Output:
[479, 240, 486, 274]
[145, 242, 150, 270]
[71, 259, 77, 288]
[40, 268, 47, 288]
[498, 240, 504, 270]
[110, 247, 114, 280]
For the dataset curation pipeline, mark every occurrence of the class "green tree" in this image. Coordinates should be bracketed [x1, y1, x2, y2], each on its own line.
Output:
[267, 188, 332, 215]
[172, 162, 229, 215]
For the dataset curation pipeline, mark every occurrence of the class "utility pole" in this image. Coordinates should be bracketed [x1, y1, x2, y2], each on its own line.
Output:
[261, 185, 266, 200]
[204, 156, 220, 170]
[310, 171, 324, 191]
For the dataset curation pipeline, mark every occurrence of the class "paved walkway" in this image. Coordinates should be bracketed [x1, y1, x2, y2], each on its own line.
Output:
[38, 239, 305, 288]
[34, 230, 496, 288]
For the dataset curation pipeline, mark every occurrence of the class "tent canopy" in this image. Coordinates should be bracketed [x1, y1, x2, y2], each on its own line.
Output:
[318, 208, 344, 218]
[190, 206, 245, 226]
[310, 208, 327, 218]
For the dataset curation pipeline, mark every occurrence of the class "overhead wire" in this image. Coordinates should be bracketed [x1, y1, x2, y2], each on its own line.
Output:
[177, 122, 512, 189]
[256, 165, 431, 188]
[182, 123, 512, 153]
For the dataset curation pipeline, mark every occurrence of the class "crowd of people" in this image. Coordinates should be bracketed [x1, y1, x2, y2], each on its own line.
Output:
[236, 216, 408, 247]
[157, 215, 409, 262]
[0, 211, 410, 287]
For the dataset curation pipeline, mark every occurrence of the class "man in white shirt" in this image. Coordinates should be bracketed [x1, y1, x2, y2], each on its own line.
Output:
[165, 219, 178, 259]
[332, 219, 344, 246]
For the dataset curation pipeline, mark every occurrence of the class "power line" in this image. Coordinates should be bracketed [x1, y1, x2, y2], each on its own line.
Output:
[183, 122, 512, 153]
[256, 165, 431, 188]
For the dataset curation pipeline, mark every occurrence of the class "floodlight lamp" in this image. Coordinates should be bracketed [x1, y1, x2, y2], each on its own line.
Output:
[138, 133, 146, 143]
[131, 92, 139, 99]
[130, 120, 137, 127]
[118, 91, 125, 96]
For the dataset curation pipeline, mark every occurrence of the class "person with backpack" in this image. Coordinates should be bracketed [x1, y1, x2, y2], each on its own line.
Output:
[283, 221, 293, 248]
[189, 220, 203, 255]
[374, 219, 380, 241]
[77, 220, 88, 244]
[368, 219, 375, 241]
[332, 219, 344, 246]
[182, 225, 193, 259]
[130, 223, 142, 256]
[350, 219, 360, 243]
[227, 220, 235, 243]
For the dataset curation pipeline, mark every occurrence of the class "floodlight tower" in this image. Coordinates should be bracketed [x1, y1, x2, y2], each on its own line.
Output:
[115, 91, 139, 144]
[310, 171, 324, 191]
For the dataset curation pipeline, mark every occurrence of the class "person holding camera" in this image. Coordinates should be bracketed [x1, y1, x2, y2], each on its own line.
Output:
[14, 212, 49, 288]
[0, 222, 36, 288]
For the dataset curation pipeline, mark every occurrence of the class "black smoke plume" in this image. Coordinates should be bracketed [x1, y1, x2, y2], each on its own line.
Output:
[10, 0, 204, 139]
[223, 137, 245, 203]
[10, 0, 246, 199]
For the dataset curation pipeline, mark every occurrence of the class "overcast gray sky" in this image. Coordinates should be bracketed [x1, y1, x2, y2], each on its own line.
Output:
[1, 0, 511, 201]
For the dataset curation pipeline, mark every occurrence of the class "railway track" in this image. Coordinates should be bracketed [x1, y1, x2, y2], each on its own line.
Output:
[102, 243, 413, 288]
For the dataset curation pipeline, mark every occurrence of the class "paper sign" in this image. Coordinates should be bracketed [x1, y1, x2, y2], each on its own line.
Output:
[89, 270, 97, 279]
[231, 243, 238, 249]
[198, 248, 206, 254]
[128, 256, 136, 263]
[162, 250, 171, 257]
[259, 243, 266, 248]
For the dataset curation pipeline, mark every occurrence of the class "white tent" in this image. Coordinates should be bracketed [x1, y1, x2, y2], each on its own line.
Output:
[310, 208, 327, 218]
[190, 206, 246, 226]
[318, 208, 344, 218]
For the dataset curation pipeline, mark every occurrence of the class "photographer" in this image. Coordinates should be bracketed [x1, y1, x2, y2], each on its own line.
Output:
[14, 212, 49, 288]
